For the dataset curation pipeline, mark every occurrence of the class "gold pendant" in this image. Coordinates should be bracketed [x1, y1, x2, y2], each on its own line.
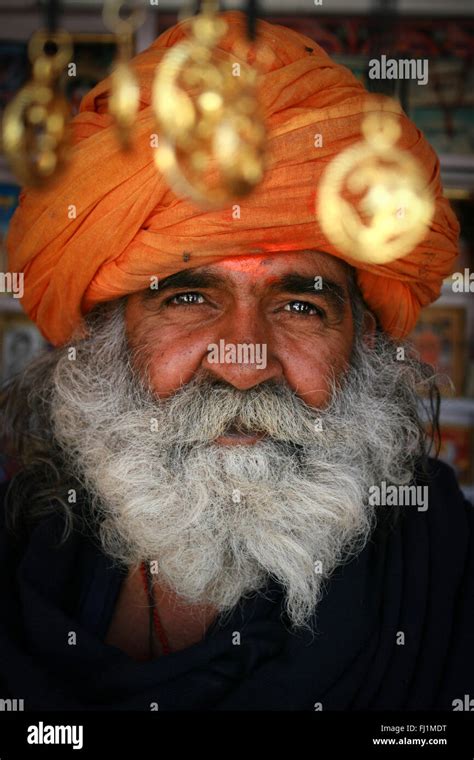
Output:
[2, 29, 72, 187]
[317, 105, 435, 265]
[152, 1, 266, 208]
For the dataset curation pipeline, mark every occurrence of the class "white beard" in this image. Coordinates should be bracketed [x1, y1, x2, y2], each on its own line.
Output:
[50, 302, 424, 628]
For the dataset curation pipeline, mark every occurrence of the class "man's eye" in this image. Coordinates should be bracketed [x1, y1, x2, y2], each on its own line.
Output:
[284, 301, 325, 317]
[168, 292, 205, 306]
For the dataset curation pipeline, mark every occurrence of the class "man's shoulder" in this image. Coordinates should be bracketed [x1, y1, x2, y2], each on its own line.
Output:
[0, 476, 27, 552]
[419, 455, 469, 489]
[0, 477, 11, 528]
[406, 456, 474, 552]
[0, 477, 25, 572]
[0, 473, 75, 549]
[374, 457, 473, 552]
[416, 456, 472, 512]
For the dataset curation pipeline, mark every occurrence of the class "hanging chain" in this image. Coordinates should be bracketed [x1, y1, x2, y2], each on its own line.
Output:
[102, 0, 146, 149]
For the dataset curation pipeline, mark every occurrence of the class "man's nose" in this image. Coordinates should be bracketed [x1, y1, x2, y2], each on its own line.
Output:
[202, 308, 283, 391]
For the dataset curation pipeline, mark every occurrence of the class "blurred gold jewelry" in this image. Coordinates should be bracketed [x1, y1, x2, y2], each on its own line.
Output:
[103, 0, 145, 149]
[152, 0, 266, 208]
[102, 0, 146, 38]
[317, 108, 435, 265]
[2, 29, 73, 187]
[28, 29, 73, 81]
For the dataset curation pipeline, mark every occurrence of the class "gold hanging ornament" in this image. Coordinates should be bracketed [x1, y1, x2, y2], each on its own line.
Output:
[103, 0, 144, 149]
[317, 107, 435, 265]
[152, 0, 267, 208]
[2, 29, 73, 187]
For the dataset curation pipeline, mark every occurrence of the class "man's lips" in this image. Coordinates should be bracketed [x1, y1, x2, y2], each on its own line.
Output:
[215, 425, 266, 446]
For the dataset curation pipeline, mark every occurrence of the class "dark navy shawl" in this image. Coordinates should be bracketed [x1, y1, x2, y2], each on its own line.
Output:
[0, 458, 472, 710]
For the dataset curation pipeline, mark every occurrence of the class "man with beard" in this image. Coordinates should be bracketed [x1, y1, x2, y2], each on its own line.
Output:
[0, 11, 472, 711]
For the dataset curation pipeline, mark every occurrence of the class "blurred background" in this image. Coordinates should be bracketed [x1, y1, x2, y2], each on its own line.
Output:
[0, 0, 473, 497]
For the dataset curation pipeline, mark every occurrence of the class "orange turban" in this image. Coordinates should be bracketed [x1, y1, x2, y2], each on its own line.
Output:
[6, 10, 459, 346]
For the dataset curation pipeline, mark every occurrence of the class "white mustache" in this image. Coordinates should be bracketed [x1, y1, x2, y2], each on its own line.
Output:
[137, 375, 337, 447]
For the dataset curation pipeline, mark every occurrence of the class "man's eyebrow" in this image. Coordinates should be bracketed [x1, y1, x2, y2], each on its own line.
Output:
[144, 269, 223, 297]
[143, 269, 348, 314]
[269, 273, 347, 312]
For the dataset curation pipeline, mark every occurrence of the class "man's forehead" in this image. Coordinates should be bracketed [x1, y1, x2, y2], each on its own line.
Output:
[172, 250, 350, 285]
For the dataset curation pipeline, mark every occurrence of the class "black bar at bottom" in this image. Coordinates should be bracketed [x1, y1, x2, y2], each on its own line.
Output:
[0, 710, 473, 758]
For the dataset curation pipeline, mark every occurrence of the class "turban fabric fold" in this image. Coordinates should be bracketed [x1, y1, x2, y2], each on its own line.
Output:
[6, 10, 459, 346]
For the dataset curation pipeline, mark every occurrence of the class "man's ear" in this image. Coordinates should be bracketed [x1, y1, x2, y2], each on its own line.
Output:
[362, 310, 377, 350]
